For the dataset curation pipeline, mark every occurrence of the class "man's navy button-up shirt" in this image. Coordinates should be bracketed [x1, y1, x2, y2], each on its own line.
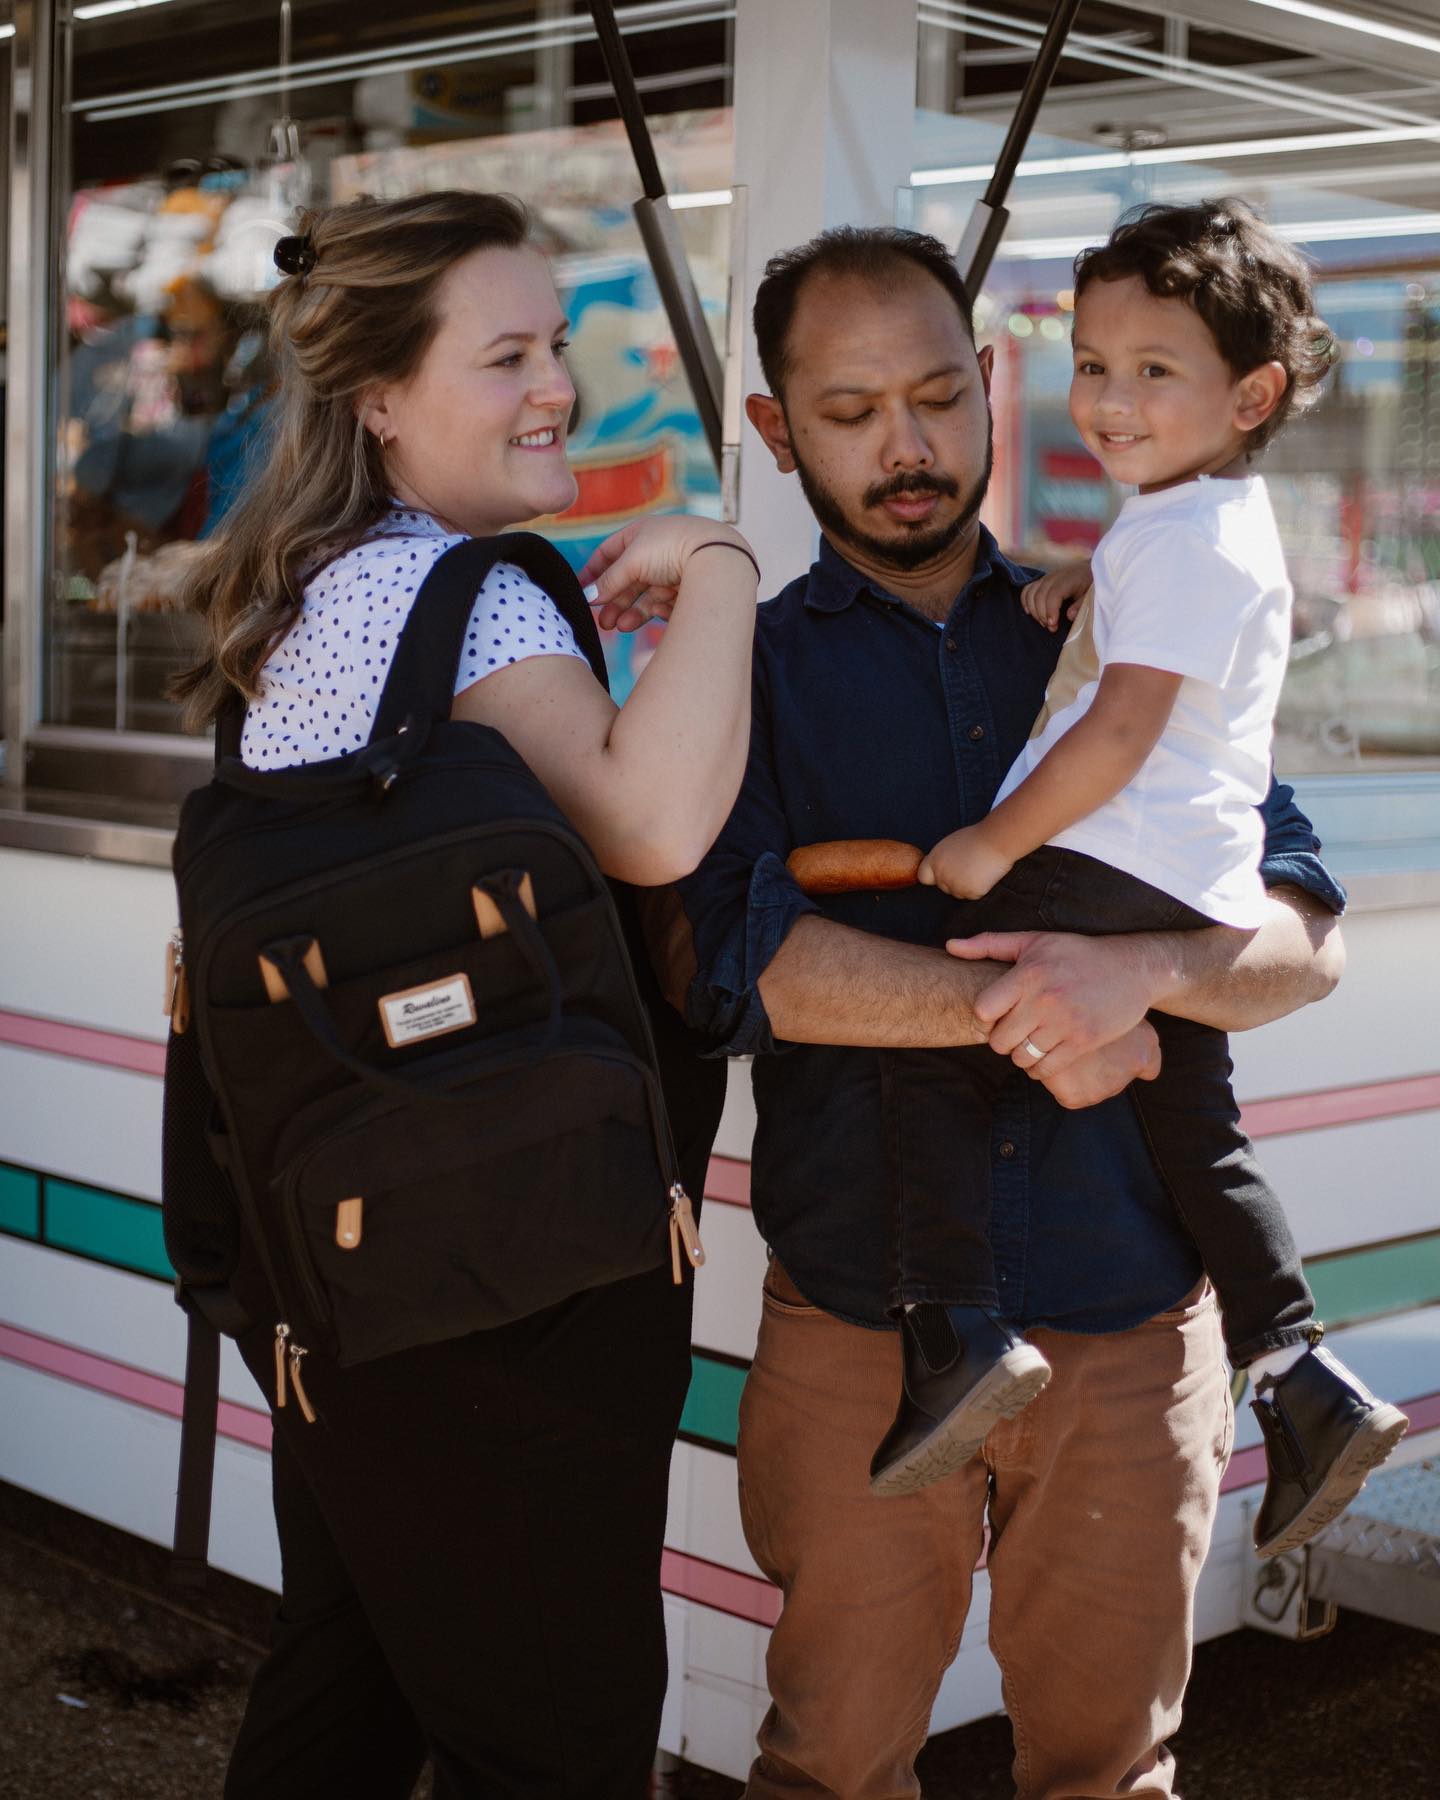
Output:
[676, 530, 1346, 1331]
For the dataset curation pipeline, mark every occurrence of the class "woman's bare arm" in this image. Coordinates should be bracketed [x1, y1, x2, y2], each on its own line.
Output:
[452, 522, 756, 885]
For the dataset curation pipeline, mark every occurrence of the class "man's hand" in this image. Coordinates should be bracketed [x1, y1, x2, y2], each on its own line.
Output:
[918, 824, 1014, 901]
[948, 928, 1166, 1073]
[1034, 1020, 1160, 1108]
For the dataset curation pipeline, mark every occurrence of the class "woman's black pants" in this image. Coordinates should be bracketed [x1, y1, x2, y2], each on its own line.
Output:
[223, 1260, 693, 1800]
[890, 845, 1316, 1367]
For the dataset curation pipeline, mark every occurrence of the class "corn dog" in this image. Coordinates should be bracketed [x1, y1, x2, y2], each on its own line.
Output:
[787, 839, 924, 895]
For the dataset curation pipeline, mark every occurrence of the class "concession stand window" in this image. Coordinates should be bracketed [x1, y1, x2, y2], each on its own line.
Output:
[1, 0, 1436, 899]
[2, 0, 737, 836]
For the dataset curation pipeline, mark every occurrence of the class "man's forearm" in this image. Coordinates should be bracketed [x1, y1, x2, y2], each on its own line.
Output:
[1145, 884, 1345, 1030]
[757, 914, 995, 1047]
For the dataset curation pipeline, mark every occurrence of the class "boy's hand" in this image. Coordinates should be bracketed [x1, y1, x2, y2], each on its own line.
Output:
[917, 825, 1013, 901]
[1021, 561, 1093, 633]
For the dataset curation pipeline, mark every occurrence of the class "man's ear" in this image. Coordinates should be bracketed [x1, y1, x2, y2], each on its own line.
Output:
[976, 342, 995, 397]
[745, 392, 797, 474]
[1234, 360, 1287, 435]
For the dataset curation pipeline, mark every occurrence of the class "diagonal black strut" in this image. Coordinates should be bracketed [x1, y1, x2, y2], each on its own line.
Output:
[956, 0, 1084, 297]
[587, 0, 725, 470]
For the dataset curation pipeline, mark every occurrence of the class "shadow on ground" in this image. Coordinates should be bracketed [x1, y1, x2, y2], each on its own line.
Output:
[3, 1480, 1436, 1798]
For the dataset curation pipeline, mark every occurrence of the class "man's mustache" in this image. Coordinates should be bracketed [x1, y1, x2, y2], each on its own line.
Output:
[863, 471, 960, 509]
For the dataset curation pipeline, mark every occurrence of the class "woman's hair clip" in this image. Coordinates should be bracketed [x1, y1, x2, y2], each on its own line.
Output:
[274, 234, 317, 278]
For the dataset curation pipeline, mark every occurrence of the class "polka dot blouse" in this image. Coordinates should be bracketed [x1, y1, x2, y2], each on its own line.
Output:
[241, 505, 589, 769]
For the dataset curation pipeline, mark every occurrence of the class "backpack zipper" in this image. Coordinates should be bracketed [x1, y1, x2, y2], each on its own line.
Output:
[272, 1321, 318, 1422]
[163, 929, 190, 1034]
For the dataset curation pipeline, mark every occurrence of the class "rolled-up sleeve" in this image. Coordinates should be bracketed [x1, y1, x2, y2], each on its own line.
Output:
[675, 667, 819, 1057]
[1258, 772, 1347, 914]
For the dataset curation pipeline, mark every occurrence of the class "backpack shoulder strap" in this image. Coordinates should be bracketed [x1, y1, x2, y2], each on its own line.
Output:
[371, 534, 608, 743]
[487, 531, 610, 694]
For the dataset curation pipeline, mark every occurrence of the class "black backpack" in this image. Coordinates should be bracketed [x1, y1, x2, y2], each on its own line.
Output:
[162, 531, 722, 1575]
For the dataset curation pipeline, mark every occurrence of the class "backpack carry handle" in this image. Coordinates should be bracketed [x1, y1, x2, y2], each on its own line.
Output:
[262, 871, 563, 1109]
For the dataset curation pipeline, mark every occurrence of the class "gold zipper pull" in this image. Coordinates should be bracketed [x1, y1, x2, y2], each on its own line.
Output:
[273, 1322, 290, 1409]
[670, 1185, 706, 1272]
[335, 1197, 364, 1250]
[288, 1344, 318, 1424]
[163, 931, 189, 1033]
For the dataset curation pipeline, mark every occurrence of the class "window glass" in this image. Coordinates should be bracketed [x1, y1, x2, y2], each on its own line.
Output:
[50, 0, 733, 737]
[915, 0, 1440, 773]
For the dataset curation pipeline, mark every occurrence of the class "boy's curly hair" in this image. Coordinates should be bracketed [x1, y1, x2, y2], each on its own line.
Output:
[1073, 198, 1339, 451]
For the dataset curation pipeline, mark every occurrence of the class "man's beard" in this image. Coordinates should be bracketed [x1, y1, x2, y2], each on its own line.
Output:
[791, 416, 994, 573]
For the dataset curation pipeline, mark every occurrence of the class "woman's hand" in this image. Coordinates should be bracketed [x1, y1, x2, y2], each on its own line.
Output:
[578, 517, 758, 633]
[1021, 561, 1092, 633]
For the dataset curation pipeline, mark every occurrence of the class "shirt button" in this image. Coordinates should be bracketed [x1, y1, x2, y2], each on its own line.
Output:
[997, 1140, 1016, 1159]
[944, 635, 958, 652]
[968, 724, 985, 742]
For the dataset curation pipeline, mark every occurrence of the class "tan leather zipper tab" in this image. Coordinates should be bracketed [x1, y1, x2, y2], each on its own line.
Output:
[668, 1206, 683, 1285]
[288, 1345, 318, 1424]
[164, 932, 189, 1033]
[669, 1185, 706, 1271]
[273, 1323, 290, 1410]
[335, 1197, 364, 1250]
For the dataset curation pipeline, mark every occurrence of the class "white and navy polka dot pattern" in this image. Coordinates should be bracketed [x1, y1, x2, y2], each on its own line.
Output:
[241, 506, 588, 769]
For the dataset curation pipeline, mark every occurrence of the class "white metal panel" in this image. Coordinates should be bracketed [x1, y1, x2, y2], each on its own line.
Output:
[0, 847, 174, 1038]
[1254, 1112, 1438, 1255]
[0, 1234, 263, 1409]
[692, 1203, 767, 1362]
[0, 1044, 163, 1199]
[668, 1440, 764, 1579]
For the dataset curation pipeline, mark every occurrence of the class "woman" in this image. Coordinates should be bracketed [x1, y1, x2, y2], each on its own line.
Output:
[174, 190, 758, 1799]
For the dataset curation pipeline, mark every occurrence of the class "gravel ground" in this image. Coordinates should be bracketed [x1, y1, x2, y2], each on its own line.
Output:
[3, 1477, 1437, 1798]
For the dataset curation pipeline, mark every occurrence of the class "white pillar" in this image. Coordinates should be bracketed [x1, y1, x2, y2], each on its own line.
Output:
[731, 0, 919, 592]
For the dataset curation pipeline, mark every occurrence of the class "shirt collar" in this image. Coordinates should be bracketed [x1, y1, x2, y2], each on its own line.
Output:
[805, 526, 1037, 615]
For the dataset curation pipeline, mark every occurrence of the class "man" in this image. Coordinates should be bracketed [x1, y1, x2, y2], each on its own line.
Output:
[672, 227, 1346, 1799]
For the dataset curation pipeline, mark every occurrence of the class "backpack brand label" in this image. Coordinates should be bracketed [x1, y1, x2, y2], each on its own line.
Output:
[379, 973, 476, 1048]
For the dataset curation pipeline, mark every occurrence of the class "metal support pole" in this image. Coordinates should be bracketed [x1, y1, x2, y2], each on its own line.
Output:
[956, 0, 1082, 298]
[587, 0, 725, 470]
[3, 1, 57, 786]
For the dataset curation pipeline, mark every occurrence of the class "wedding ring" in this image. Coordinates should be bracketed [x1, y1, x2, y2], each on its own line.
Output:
[1020, 1037, 1046, 1064]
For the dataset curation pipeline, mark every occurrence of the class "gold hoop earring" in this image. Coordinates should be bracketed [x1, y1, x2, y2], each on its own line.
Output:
[379, 430, 391, 450]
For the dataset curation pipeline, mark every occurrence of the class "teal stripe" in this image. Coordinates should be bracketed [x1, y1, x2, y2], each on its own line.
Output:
[681, 1354, 747, 1450]
[0, 1164, 41, 1240]
[1308, 1236, 1440, 1329]
[43, 1180, 173, 1282]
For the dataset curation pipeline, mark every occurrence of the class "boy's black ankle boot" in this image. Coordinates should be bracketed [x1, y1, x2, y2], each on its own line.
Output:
[869, 1305, 1050, 1499]
[1251, 1343, 1408, 1557]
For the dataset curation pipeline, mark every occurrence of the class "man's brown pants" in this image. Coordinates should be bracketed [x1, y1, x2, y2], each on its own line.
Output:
[738, 1265, 1232, 1800]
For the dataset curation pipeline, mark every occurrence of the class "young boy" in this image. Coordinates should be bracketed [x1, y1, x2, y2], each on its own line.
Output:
[871, 199, 1407, 1558]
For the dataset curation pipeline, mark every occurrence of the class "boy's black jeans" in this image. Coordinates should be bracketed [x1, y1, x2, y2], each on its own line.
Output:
[889, 845, 1316, 1368]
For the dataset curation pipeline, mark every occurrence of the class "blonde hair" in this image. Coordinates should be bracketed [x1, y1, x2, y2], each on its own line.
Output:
[173, 189, 530, 728]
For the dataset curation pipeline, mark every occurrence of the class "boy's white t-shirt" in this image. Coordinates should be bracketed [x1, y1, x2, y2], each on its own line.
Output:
[241, 505, 588, 770]
[994, 474, 1291, 928]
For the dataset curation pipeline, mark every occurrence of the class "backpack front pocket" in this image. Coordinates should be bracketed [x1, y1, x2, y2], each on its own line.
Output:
[272, 1020, 671, 1364]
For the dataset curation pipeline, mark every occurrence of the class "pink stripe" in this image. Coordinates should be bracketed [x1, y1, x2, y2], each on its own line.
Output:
[661, 1546, 782, 1626]
[1241, 1072, 1440, 1139]
[0, 1320, 271, 1450]
[1220, 1387, 1440, 1494]
[704, 1155, 752, 1209]
[3, 998, 1436, 1145]
[0, 1010, 166, 1078]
